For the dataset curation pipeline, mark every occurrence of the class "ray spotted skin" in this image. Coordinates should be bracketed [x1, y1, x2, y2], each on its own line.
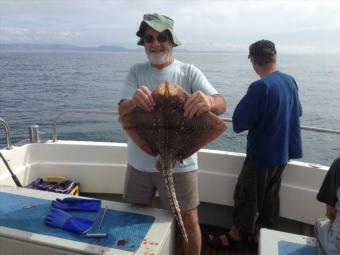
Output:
[120, 81, 226, 243]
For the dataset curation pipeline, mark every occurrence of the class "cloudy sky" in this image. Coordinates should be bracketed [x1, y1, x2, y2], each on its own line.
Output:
[1, 0, 340, 53]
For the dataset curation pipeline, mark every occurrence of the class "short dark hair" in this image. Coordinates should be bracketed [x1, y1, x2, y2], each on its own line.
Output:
[248, 40, 277, 65]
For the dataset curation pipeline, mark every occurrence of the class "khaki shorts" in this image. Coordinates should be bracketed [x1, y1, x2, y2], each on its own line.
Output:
[123, 164, 199, 211]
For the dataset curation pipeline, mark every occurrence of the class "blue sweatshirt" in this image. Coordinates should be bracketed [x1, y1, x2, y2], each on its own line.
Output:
[232, 71, 303, 168]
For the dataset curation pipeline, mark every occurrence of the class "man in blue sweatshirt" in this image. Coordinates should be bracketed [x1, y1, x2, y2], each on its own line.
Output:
[207, 40, 303, 249]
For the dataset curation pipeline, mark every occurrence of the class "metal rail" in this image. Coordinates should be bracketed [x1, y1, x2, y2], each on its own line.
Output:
[0, 118, 12, 149]
[53, 110, 116, 142]
[221, 117, 340, 135]
[52, 110, 340, 143]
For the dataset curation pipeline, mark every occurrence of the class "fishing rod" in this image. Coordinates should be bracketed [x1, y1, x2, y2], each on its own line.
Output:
[0, 152, 22, 187]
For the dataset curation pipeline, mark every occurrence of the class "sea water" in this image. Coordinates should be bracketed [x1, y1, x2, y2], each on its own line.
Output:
[0, 50, 339, 166]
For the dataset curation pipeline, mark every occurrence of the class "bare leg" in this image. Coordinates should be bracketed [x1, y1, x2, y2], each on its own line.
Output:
[181, 208, 201, 255]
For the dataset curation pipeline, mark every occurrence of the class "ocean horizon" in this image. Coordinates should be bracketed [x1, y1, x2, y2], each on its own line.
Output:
[0, 50, 339, 166]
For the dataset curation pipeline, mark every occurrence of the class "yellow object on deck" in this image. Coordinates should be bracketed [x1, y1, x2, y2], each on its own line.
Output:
[69, 185, 80, 196]
[46, 176, 67, 182]
[24, 176, 81, 196]
[45, 175, 80, 196]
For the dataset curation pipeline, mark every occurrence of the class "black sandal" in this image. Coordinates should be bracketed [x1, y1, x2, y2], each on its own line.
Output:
[205, 232, 243, 250]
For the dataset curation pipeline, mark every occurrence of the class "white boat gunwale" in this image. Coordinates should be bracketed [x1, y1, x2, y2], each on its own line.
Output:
[0, 140, 328, 225]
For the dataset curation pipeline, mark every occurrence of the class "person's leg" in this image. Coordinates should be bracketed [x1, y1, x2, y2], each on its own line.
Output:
[123, 164, 156, 206]
[315, 217, 331, 255]
[206, 157, 259, 249]
[255, 164, 285, 230]
[181, 208, 201, 255]
[232, 156, 259, 237]
[209, 156, 275, 249]
[155, 170, 200, 255]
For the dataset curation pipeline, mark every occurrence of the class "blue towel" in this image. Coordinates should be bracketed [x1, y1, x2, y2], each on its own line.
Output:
[0, 192, 155, 252]
[278, 240, 319, 255]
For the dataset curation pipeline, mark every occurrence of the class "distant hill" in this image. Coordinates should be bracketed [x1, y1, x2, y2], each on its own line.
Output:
[0, 43, 241, 54]
[0, 43, 139, 52]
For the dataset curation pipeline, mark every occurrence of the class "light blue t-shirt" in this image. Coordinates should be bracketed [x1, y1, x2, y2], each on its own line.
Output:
[118, 59, 218, 173]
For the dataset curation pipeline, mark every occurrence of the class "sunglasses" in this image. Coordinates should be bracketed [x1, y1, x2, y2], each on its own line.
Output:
[143, 34, 168, 44]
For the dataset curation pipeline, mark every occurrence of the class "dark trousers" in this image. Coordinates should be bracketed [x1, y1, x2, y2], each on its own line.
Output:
[232, 156, 286, 235]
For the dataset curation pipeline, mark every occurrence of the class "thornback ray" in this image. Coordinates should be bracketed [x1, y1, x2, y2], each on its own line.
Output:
[119, 81, 227, 242]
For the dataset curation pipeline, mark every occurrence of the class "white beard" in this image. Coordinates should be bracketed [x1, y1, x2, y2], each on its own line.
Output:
[146, 51, 171, 66]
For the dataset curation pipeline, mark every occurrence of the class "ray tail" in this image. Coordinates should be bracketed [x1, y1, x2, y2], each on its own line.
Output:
[163, 170, 188, 243]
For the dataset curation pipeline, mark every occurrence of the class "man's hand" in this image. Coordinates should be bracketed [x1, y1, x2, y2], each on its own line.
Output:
[184, 91, 212, 118]
[326, 205, 337, 221]
[132, 85, 155, 112]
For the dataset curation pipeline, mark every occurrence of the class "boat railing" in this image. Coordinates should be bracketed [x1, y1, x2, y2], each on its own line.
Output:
[0, 118, 12, 150]
[52, 110, 117, 142]
[51, 109, 340, 143]
[221, 117, 340, 135]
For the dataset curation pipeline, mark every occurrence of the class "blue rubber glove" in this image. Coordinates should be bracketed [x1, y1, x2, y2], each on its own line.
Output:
[52, 197, 101, 212]
[45, 208, 94, 234]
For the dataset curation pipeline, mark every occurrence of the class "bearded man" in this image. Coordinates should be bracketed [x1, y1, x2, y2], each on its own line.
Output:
[117, 13, 226, 255]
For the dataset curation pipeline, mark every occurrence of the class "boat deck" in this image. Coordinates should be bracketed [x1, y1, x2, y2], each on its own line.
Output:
[83, 192, 316, 255]
[83, 193, 257, 255]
